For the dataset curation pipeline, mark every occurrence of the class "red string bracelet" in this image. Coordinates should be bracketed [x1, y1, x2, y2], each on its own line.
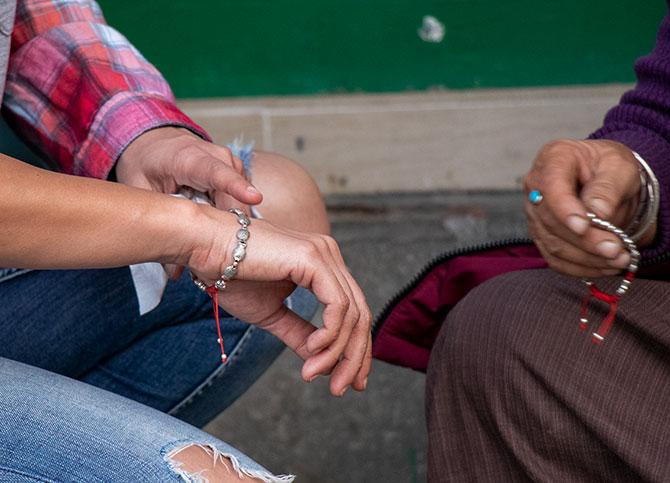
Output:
[579, 213, 639, 344]
[191, 277, 229, 363]
[206, 286, 228, 363]
[191, 208, 251, 364]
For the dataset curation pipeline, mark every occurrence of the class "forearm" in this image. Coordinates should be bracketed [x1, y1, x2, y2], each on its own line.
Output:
[4, 0, 208, 179]
[0, 153, 196, 269]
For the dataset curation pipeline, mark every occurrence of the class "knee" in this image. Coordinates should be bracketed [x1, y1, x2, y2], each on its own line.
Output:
[251, 151, 330, 235]
[427, 270, 555, 394]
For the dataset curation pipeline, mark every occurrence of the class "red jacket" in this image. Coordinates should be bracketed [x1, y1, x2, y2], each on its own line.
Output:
[372, 241, 670, 372]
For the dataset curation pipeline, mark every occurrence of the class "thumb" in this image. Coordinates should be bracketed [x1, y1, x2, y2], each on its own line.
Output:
[175, 155, 263, 205]
[211, 165, 263, 206]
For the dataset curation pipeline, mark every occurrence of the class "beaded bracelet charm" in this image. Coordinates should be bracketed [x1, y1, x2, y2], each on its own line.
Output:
[579, 212, 639, 344]
[192, 208, 251, 363]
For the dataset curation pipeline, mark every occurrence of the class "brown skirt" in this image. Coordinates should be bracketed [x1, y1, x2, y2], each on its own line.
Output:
[426, 269, 670, 482]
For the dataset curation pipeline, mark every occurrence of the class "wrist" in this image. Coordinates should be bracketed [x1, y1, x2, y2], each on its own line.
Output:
[176, 202, 240, 278]
[191, 208, 251, 291]
[147, 196, 209, 266]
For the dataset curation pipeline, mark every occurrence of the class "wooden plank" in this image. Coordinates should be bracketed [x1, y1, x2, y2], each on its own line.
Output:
[179, 85, 628, 194]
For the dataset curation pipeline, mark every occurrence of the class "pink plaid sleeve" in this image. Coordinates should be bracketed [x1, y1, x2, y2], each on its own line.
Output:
[2, 0, 210, 178]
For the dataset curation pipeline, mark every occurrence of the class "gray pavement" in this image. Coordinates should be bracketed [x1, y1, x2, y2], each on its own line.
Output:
[205, 191, 528, 483]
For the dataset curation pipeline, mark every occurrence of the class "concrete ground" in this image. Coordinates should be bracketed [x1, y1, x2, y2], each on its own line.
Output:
[205, 190, 528, 483]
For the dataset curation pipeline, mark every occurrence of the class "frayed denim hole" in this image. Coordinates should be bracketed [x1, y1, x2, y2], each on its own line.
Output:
[162, 441, 296, 483]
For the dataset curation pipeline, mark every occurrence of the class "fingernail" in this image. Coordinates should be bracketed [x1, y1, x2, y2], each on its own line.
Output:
[338, 386, 349, 397]
[247, 185, 260, 194]
[362, 378, 368, 390]
[588, 198, 612, 218]
[308, 375, 318, 383]
[597, 240, 621, 259]
[567, 215, 589, 235]
[608, 252, 631, 269]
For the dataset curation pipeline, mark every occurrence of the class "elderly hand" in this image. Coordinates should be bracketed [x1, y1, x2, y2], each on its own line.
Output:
[524, 139, 656, 278]
[188, 208, 372, 397]
[115, 127, 263, 209]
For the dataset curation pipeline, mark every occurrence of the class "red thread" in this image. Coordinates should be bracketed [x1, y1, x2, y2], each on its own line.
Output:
[589, 284, 620, 304]
[579, 273, 634, 344]
[579, 291, 592, 331]
[576, 213, 637, 345]
[591, 299, 619, 345]
[206, 286, 227, 363]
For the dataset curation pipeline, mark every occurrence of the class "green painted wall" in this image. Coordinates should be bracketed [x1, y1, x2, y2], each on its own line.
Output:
[98, 1, 666, 98]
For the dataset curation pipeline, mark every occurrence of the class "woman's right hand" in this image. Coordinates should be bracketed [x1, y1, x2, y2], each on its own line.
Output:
[184, 205, 372, 397]
[524, 139, 656, 278]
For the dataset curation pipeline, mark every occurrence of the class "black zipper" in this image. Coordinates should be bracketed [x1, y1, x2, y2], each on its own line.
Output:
[372, 238, 670, 339]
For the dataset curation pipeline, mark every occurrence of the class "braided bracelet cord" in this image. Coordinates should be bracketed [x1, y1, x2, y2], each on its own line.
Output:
[192, 208, 251, 363]
[579, 213, 639, 344]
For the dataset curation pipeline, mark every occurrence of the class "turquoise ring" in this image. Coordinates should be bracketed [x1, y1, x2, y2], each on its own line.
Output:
[528, 190, 544, 205]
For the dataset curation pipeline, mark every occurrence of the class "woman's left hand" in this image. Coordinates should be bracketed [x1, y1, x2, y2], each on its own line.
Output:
[115, 127, 263, 209]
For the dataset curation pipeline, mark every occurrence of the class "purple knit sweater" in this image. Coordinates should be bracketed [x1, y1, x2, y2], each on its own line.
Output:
[590, 2, 670, 260]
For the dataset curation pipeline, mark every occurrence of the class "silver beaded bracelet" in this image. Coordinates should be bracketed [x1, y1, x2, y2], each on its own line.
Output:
[193, 207, 250, 291]
[191, 207, 251, 364]
[220, 207, 251, 284]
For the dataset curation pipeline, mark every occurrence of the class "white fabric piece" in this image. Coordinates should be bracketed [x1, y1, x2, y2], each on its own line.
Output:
[129, 262, 169, 315]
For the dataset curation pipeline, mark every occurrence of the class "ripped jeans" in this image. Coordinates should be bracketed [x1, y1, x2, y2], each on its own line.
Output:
[0, 268, 318, 481]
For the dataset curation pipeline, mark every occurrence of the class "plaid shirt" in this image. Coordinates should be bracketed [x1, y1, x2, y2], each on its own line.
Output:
[3, 0, 208, 178]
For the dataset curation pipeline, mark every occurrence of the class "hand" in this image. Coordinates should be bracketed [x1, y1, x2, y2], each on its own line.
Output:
[186, 208, 372, 397]
[524, 139, 656, 278]
[117, 127, 264, 278]
[116, 127, 263, 209]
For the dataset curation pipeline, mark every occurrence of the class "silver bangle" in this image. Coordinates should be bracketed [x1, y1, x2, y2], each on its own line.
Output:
[628, 151, 660, 242]
[624, 171, 648, 235]
[193, 207, 251, 291]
